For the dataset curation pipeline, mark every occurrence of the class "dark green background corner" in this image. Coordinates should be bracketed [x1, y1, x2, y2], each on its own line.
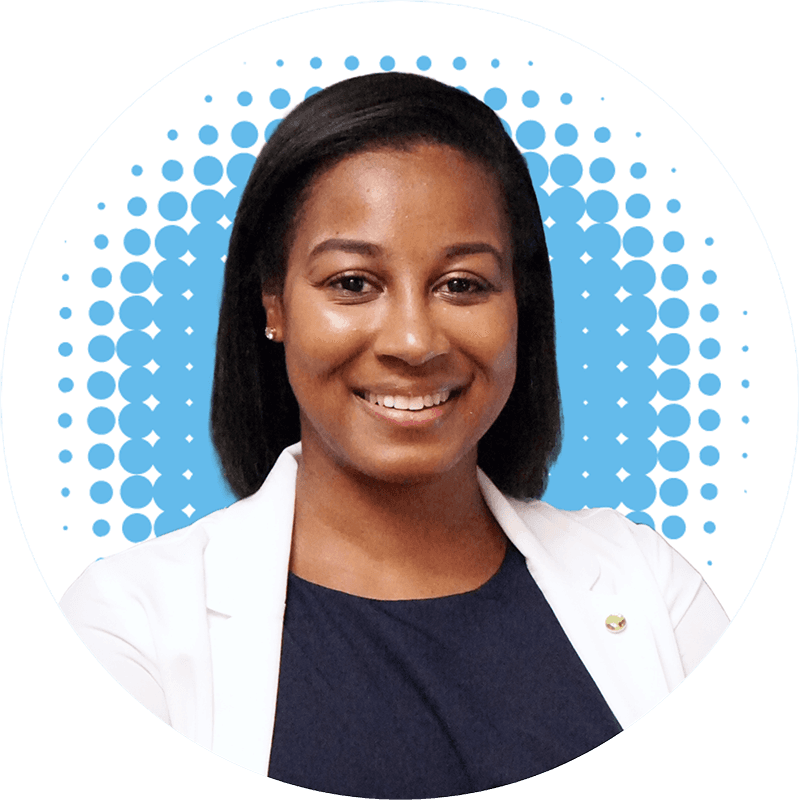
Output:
[0, 0, 800, 800]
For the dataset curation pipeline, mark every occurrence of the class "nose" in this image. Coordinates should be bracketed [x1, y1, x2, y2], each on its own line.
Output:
[374, 287, 449, 366]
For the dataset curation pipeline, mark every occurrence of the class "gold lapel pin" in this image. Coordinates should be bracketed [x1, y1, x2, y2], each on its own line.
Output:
[605, 614, 627, 634]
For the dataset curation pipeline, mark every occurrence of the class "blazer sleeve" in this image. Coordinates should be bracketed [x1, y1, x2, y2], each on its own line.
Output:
[60, 559, 171, 724]
[625, 516, 730, 676]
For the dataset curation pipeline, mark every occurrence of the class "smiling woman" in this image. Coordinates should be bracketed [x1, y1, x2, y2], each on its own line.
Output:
[60, 72, 729, 798]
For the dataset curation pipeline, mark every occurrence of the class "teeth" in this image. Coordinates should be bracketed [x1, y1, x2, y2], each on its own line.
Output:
[368, 390, 452, 410]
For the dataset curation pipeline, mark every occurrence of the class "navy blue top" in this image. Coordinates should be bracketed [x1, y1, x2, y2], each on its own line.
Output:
[269, 541, 621, 798]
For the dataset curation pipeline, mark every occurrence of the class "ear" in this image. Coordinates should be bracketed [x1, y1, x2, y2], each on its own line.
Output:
[261, 288, 285, 343]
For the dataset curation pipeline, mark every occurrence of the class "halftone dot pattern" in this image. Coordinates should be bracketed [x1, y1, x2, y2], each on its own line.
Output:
[49, 55, 735, 554]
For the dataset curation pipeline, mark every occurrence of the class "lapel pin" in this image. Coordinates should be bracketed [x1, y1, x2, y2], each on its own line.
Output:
[605, 614, 627, 634]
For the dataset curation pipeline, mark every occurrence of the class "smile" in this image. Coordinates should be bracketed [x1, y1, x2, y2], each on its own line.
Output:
[364, 390, 451, 411]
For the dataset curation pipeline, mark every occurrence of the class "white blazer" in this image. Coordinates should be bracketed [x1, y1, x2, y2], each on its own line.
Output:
[60, 443, 729, 776]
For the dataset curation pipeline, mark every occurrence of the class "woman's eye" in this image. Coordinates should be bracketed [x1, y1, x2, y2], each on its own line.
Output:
[442, 276, 487, 295]
[332, 275, 369, 294]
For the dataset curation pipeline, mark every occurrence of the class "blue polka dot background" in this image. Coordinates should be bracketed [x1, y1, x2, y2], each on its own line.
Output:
[2, 3, 796, 615]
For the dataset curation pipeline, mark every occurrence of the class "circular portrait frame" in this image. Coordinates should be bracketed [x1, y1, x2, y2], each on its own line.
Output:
[3, 1, 791, 800]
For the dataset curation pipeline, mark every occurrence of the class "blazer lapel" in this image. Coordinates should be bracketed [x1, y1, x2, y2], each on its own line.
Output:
[201, 445, 300, 774]
[478, 471, 678, 729]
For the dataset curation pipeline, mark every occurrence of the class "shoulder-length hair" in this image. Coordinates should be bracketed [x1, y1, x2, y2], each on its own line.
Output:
[211, 72, 561, 500]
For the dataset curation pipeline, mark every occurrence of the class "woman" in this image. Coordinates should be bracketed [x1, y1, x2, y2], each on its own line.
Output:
[61, 72, 728, 797]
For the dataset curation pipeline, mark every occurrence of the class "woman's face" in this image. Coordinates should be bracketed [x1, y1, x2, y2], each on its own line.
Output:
[263, 143, 518, 485]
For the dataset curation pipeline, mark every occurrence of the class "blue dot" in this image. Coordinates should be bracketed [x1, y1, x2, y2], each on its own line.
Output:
[127, 197, 146, 216]
[658, 404, 691, 437]
[63, 525, 68, 531]
[60, 307, 72, 319]
[658, 369, 690, 401]
[93, 520, 110, 537]
[555, 123, 578, 146]
[118, 403, 153, 438]
[699, 373, 721, 396]
[491, 58, 500, 68]
[88, 335, 115, 362]
[62, 274, 69, 281]
[123, 229, 150, 256]
[61, 488, 70, 497]
[516, 120, 545, 150]
[58, 413, 72, 428]
[699, 409, 721, 431]
[204, 95, 212, 103]
[484, 88, 507, 110]
[453, 57, 466, 70]
[194, 156, 223, 186]
[550, 154, 582, 186]
[232, 121, 258, 148]
[701, 483, 718, 500]
[661, 264, 688, 291]
[87, 406, 115, 435]
[742, 416, 750, 424]
[660, 478, 688, 507]
[380, 55, 395, 71]
[59, 378, 74, 393]
[58, 342, 73, 357]
[707, 561, 713, 566]
[626, 194, 650, 219]
[310, 57, 322, 69]
[87, 371, 116, 399]
[696, 303, 719, 323]
[117, 330, 153, 367]
[276, 59, 284, 67]
[589, 157, 615, 183]
[702, 270, 717, 285]
[700, 338, 721, 359]
[123, 514, 152, 543]
[635, 132, 642, 138]
[89, 444, 115, 470]
[92, 262, 117, 292]
[344, 55, 360, 70]
[522, 91, 539, 108]
[97, 202, 106, 209]
[191, 190, 225, 222]
[594, 127, 610, 143]
[121, 476, 153, 509]
[199, 125, 218, 145]
[131, 165, 143, 176]
[700, 446, 720, 466]
[90, 481, 113, 504]
[704, 522, 716, 533]
[586, 190, 618, 223]
[59, 450, 72, 463]
[630, 162, 647, 178]
[304, 89, 320, 102]
[119, 440, 153, 474]
[560, 93, 572, 104]
[705, 237, 714, 245]
[659, 298, 689, 328]
[523, 153, 548, 186]
[662, 516, 686, 540]
[743, 453, 748, 459]
[622, 226, 654, 257]
[167, 129, 178, 140]
[658, 441, 690, 472]
[658, 333, 690, 366]
[158, 192, 188, 221]
[663, 231, 685, 253]
[120, 296, 153, 330]
[667, 199, 681, 213]
[121, 261, 152, 293]
[94, 235, 108, 250]
[227, 152, 257, 185]
[742, 379, 750, 388]
[162, 160, 184, 181]
[89, 301, 113, 327]
[742, 345, 749, 352]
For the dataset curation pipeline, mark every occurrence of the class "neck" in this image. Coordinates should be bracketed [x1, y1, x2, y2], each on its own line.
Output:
[290, 442, 507, 600]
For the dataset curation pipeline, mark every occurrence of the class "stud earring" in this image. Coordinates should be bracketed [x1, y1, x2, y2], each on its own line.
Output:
[265, 326, 277, 341]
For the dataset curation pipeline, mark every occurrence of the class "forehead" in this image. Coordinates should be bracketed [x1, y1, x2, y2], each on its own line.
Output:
[291, 143, 510, 246]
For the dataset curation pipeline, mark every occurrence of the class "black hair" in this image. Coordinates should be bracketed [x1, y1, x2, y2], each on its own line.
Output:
[211, 72, 561, 500]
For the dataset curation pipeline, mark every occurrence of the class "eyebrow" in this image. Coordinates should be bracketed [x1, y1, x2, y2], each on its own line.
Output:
[308, 238, 505, 264]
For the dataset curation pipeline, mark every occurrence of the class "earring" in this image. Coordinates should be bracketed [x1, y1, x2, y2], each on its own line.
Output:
[265, 326, 277, 341]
